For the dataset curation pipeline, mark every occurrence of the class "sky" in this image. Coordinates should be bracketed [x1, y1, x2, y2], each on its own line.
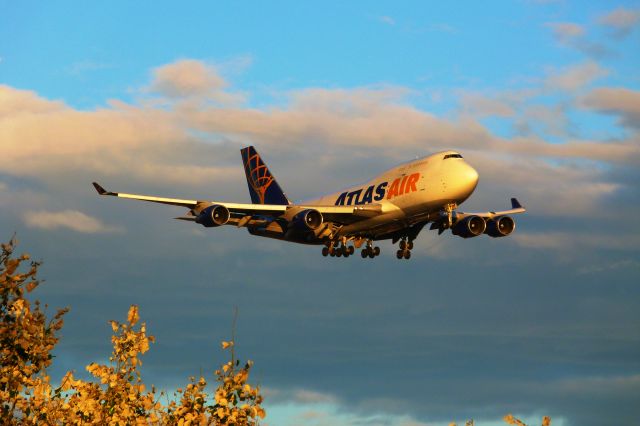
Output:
[1, 1, 640, 425]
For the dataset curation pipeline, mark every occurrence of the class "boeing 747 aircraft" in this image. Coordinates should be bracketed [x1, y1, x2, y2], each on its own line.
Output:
[93, 146, 525, 259]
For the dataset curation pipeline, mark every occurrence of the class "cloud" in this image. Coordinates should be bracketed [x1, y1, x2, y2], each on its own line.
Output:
[598, 7, 640, 38]
[0, 84, 235, 191]
[544, 61, 608, 91]
[23, 210, 122, 233]
[545, 22, 611, 58]
[546, 22, 584, 43]
[148, 59, 244, 105]
[0, 59, 638, 236]
[0, 84, 66, 116]
[581, 87, 640, 129]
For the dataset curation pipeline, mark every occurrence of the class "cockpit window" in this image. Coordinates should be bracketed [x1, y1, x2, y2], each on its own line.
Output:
[444, 153, 463, 159]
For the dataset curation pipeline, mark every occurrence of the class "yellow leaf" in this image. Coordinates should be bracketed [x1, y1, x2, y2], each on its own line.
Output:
[128, 305, 139, 325]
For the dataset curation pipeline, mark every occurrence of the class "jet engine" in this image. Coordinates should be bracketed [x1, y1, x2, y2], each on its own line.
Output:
[291, 209, 323, 231]
[485, 215, 515, 237]
[196, 205, 230, 227]
[451, 215, 486, 238]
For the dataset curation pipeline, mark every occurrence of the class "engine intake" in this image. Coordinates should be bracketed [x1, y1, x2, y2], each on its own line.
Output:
[196, 205, 230, 227]
[292, 209, 323, 231]
[485, 215, 515, 237]
[451, 215, 486, 238]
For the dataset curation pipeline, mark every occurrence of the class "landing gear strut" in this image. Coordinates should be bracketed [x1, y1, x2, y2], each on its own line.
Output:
[360, 239, 381, 259]
[396, 237, 413, 260]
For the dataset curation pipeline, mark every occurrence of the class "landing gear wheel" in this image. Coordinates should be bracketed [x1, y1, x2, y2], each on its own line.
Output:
[322, 247, 329, 257]
[396, 250, 403, 259]
[407, 241, 414, 250]
[336, 250, 342, 257]
[399, 240, 407, 250]
[361, 250, 367, 258]
[373, 246, 380, 256]
[348, 246, 355, 255]
[404, 250, 411, 259]
[368, 250, 375, 258]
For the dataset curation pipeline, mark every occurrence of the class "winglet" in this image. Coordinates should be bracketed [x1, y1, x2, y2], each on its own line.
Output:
[511, 198, 523, 209]
[92, 182, 116, 196]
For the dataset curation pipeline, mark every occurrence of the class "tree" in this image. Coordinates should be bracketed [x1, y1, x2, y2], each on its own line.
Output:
[0, 237, 68, 423]
[0, 238, 265, 425]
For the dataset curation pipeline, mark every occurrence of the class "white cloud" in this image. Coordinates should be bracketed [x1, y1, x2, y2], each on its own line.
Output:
[598, 7, 640, 37]
[581, 87, 640, 129]
[148, 59, 244, 105]
[544, 61, 608, 91]
[545, 23, 610, 58]
[546, 22, 585, 42]
[23, 210, 122, 234]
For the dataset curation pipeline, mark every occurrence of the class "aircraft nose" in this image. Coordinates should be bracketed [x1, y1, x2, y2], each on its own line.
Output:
[466, 163, 479, 186]
[456, 161, 479, 197]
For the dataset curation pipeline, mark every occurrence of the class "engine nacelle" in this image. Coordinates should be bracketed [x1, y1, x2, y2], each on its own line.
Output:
[196, 205, 230, 227]
[451, 215, 486, 238]
[291, 209, 323, 231]
[485, 215, 515, 238]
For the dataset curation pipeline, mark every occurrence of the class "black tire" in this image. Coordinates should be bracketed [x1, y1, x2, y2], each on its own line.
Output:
[361, 250, 367, 258]
[396, 250, 403, 259]
[408, 241, 414, 250]
[336, 250, 342, 257]
[322, 247, 329, 257]
[368, 251, 375, 258]
[404, 251, 411, 259]
[399, 240, 407, 250]
[348, 246, 355, 255]
[373, 246, 380, 256]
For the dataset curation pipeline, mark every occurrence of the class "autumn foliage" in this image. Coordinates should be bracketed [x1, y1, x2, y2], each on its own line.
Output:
[0, 238, 264, 425]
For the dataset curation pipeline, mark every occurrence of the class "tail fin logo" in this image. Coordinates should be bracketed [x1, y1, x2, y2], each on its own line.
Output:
[244, 150, 274, 204]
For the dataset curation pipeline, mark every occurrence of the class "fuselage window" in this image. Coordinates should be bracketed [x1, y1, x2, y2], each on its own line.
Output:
[443, 154, 463, 159]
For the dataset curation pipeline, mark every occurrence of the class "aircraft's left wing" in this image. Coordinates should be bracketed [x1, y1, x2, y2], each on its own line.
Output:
[455, 197, 526, 219]
[92, 182, 382, 223]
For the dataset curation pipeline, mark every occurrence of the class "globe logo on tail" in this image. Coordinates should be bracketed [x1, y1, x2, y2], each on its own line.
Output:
[243, 149, 275, 205]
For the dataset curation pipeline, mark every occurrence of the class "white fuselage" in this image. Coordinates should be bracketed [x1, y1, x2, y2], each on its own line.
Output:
[306, 150, 479, 238]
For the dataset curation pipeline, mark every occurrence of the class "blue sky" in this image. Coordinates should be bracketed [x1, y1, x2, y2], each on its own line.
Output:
[2, 1, 640, 425]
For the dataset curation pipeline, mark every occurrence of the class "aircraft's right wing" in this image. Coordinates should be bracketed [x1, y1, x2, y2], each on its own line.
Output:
[92, 182, 384, 224]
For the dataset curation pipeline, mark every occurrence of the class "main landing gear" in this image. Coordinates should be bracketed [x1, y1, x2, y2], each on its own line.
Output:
[360, 239, 380, 259]
[322, 238, 380, 259]
[321, 239, 354, 258]
[396, 238, 413, 260]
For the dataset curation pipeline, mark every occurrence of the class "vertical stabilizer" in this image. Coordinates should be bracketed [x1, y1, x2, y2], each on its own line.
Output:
[240, 146, 290, 205]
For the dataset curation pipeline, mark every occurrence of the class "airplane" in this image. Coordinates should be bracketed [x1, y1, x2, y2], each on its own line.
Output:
[92, 146, 526, 260]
